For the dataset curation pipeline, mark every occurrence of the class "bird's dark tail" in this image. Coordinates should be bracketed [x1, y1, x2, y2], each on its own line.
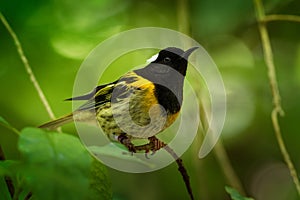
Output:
[39, 113, 73, 130]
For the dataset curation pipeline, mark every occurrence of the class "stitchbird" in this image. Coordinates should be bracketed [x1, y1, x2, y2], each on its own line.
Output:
[39, 47, 198, 153]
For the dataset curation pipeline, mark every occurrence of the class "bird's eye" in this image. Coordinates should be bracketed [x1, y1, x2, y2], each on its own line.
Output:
[164, 57, 171, 63]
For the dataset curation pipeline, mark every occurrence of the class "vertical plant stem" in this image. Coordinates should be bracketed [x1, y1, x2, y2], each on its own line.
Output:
[177, 0, 245, 195]
[0, 12, 57, 122]
[197, 95, 245, 194]
[177, 0, 189, 34]
[214, 140, 245, 193]
[253, 0, 300, 196]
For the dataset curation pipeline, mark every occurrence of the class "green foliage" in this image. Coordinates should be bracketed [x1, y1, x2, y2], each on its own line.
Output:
[1, 0, 300, 199]
[0, 160, 18, 177]
[88, 159, 112, 200]
[0, 118, 112, 200]
[0, 177, 11, 200]
[89, 144, 155, 168]
[225, 186, 254, 200]
[18, 127, 92, 200]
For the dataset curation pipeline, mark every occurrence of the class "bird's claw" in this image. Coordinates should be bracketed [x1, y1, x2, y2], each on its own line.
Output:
[118, 135, 166, 157]
[118, 135, 136, 154]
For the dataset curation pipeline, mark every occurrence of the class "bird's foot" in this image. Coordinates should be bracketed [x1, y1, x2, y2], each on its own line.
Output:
[118, 135, 166, 158]
[118, 135, 136, 154]
[135, 136, 167, 158]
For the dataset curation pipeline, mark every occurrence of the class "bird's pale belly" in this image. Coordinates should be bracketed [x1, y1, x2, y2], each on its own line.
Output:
[96, 100, 179, 141]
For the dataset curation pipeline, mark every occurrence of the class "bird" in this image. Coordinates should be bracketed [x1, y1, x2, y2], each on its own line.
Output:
[39, 47, 198, 153]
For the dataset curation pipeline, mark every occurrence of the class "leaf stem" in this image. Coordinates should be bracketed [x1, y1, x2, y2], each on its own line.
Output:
[253, 0, 300, 196]
[0, 12, 56, 121]
[0, 121, 20, 136]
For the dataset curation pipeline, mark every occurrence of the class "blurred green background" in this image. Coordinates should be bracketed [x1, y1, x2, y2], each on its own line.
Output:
[1, 0, 300, 199]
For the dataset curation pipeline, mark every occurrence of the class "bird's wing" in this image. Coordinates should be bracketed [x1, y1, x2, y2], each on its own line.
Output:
[66, 81, 117, 111]
[65, 82, 117, 101]
[69, 71, 153, 112]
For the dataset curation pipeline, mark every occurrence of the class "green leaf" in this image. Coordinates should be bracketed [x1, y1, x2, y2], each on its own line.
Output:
[88, 144, 155, 168]
[88, 159, 112, 200]
[0, 161, 18, 200]
[0, 176, 12, 200]
[225, 186, 254, 200]
[17, 127, 111, 200]
[0, 160, 18, 176]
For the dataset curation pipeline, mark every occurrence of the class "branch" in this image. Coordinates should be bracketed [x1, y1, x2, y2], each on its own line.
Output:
[163, 145, 194, 200]
[135, 138, 194, 200]
[263, 14, 300, 23]
[0, 12, 57, 121]
[253, 0, 300, 196]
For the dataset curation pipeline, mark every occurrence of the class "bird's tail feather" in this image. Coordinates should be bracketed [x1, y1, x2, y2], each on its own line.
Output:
[39, 113, 73, 130]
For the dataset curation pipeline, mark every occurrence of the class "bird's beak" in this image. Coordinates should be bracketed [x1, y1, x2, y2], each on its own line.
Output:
[182, 46, 199, 60]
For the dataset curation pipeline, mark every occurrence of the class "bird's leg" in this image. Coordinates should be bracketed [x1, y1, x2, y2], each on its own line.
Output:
[118, 135, 165, 156]
[119, 135, 194, 199]
[135, 136, 166, 157]
[117, 134, 136, 154]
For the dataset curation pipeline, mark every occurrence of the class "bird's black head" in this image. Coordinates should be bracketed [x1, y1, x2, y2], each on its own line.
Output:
[133, 47, 199, 114]
[150, 47, 198, 76]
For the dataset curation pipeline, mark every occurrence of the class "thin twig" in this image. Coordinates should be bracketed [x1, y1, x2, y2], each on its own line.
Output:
[0, 121, 20, 136]
[135, 137, 194, 200]
[263, 14, 300, 23]
[163, 145, 194, 200]
[253, 0, 300, 196]
[0, 12, 57, 122]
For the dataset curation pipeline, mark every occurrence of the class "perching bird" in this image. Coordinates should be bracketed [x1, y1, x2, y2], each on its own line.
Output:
[39, 47, 198, 153]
